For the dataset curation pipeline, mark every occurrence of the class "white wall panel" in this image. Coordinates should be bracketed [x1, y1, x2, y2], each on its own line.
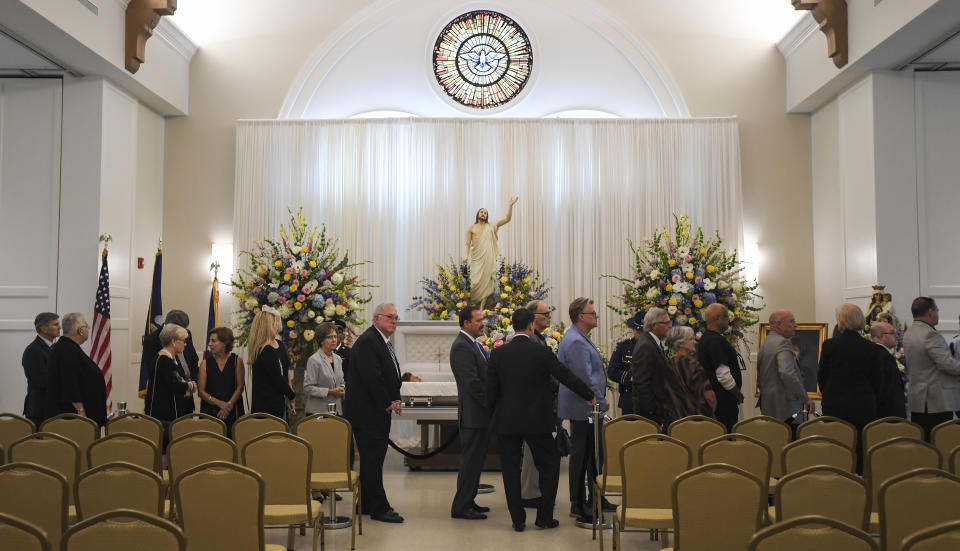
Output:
[916, 72, 960, 300]
[0, 78, 61, 414]
[811, 97, 843, 325]
[837, 76, 878, 300]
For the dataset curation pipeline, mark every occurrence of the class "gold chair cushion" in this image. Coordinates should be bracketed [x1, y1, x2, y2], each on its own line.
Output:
[263, 504, 321, 525]
[768, 478, 779, 492]
[68, 505, 76, 524]
[616, 506, 673, 529]
[767, 505, 776, 523]
[869, 511, 879, 532]
[266, 545, 287, 551]
[310, 471, 358, 490]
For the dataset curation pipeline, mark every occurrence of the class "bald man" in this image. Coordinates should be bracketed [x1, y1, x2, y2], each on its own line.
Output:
[756, 310, 813, 428]
[697, 304, 744, 430]
[869, 322, 906, 418]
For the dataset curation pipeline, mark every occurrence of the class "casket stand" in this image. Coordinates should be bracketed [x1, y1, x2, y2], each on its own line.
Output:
[391, 321, 501, 470]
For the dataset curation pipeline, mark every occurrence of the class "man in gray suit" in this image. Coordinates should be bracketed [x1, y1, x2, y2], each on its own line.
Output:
[757, 310, 813, 429]
[904, 297, 960, 440]
[450, 305, 491, 519]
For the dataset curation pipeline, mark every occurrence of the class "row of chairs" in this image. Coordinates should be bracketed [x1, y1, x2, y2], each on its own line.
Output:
[0, 411, 292, 466]
[595, 414, 960, 551]
[0, 412, 361, 551]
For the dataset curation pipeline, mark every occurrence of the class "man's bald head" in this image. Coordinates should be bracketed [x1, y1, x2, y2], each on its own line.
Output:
[870, 321, 897, 349]
[704, 303, 730, 332]
[769, 309, 796, 338]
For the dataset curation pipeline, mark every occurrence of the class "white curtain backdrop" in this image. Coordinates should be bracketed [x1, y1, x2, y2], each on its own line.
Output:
[234, 118, 743, 351]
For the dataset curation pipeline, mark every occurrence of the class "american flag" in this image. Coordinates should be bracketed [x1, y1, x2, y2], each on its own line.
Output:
[91, 248, 113, 410]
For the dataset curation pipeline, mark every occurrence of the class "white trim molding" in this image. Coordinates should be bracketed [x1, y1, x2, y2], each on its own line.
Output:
[154, 17, 198, 63]
[776, 11, 818, 60]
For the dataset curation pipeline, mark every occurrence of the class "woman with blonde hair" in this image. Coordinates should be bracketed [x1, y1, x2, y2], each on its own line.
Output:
[249, 310, 295, 418]
[818, 303, 888, 472]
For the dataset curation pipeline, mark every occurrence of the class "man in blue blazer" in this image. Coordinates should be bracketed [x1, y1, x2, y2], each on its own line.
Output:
[343, 303, 404, 523]
[449, 305, 491, 519]
[557, 297, 611, 521]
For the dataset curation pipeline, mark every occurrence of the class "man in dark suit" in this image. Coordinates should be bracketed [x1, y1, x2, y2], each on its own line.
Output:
[141, 310, 199, 414]
[343, 303, 404, 523]
[631, 307, 672, 426]
[487, 308, 596, 532]
[697, 304, 745, 431]
[334, 319, 351, 378]
[22, 312, 60, 427]
[869, 321, 907, 418]
[45, 313, 107, 426]
[449, 305, 491, 520]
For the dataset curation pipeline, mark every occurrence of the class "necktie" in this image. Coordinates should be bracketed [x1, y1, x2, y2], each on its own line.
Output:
[177, 352, 191, 379]
[386, 340, 400, 378]
[475, 340, 487, 359]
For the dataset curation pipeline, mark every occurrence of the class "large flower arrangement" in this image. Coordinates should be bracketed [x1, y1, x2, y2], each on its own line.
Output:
[605, 215, 762, 343]
[231, 208, 373, 355]
[409, 260, 471, 321]
[410, 258, 555, 352]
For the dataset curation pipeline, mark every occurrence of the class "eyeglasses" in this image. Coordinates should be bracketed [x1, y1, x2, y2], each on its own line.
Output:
[535, 311, 551, 317]
[581, 311, 598, 317]
[378, 314, 400, 321]
[654, 320, 671, 326]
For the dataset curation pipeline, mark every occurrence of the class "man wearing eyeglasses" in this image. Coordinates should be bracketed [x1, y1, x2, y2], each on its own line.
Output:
[869, 322, 906, 418]
[558, 297, 612, 521]
[631, 307, 673, 426]
[343, 303, 405, 523]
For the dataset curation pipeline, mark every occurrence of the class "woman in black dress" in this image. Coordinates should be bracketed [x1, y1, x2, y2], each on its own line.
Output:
[249, 311, 296, 419]
[146, 324, 196, 452]
[198, 327, 245, 432]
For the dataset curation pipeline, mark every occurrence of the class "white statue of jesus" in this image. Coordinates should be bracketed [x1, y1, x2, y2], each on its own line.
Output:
[464, 196, 518, 309]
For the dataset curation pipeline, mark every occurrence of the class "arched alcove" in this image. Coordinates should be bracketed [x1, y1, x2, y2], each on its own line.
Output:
[279, 0, 689, 118]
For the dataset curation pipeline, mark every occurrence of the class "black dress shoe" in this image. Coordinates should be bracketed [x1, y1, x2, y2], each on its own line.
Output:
[452, 509, 487, 520]
[471, 504, 490, 513]
[513, 522, 525, 532]
[371, 510, 404, 523]
[535, 519, 560, 530]
[521, 498, 541, 509]
[569, 506, 589, 518]
[600, 499, 617, 512]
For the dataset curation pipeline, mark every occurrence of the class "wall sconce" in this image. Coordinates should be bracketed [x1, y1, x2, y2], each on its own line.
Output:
[743, 241, 761, 284]
[211, 242, 234, 284]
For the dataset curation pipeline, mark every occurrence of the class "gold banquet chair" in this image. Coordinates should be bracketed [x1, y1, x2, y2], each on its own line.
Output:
[781, 436, 855, 474]
[242, 432, 322, 551]
[0, 462, 68, 549]
[295, 414, 361, 549]
[865, 437, 940, 511]
[748, 515, 879, 551]
[0, 413, 35, 461]
[878, 468, 960, 551]
[174, 461, 287, 551]
[772, 465, 869, 529]
[667, 464, 765, 551]
[40, 413, 100, 471]
[75, 462, 165, 520]
[168, 413, 227, 441]
[88, 432, 161, 472]
[797, 416, 857, 451]
[902, 520, 960, 551]
[667, 415, 726, 467]
[950, 446, 960, 475]
[0, 511, 50, 551]
[166, 431, 237, 486]
[9, 432, 81, 509]
[106, 413, 164, 452]
[612, 435, 691, 550]
[862, 417, 923, 459]
[595, 415, 659, 549]
[699, 433, 772, 495]
[733, 415, 792, 481]
[63, 509, 185, 551]
[930, 419, 960, 469]
[233, 413, 288, 451]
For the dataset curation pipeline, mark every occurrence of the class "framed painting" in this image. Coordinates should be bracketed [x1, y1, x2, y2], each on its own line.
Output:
[756, 322, 829, 400]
